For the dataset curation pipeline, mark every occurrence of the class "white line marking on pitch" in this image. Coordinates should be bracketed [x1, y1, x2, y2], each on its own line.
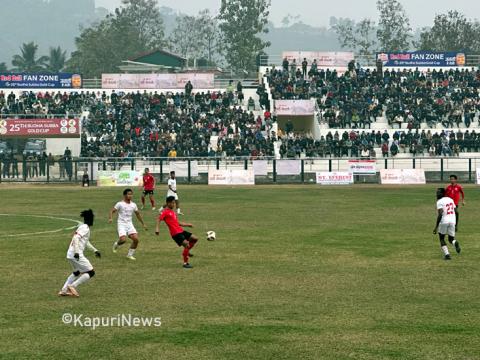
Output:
[0, 214, 82, 238]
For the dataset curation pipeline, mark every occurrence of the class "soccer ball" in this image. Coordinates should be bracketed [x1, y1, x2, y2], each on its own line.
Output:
[206, 231, 216, 241]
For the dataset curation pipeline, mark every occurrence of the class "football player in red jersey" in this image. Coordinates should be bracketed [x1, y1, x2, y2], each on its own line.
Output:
[445, 174, 465, 231]
[141, 168, 156, 210]
[155, 196, 199, 269]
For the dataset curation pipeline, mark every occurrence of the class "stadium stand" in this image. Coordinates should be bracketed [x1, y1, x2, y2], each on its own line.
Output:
[263, 63, 480, 159]
[2, 64, 480, 161]
[0, 88, 276, 158]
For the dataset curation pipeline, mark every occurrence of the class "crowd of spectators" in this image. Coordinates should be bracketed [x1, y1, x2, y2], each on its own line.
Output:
[0, 90, 83, 117]
[1, 148, 74, 180]
[267, 62, 480, 130]
[0, 87, 277, 159]
[3, 65, 480, 162]
[79, 90, 276, 158]
[277, 128, 480, 158]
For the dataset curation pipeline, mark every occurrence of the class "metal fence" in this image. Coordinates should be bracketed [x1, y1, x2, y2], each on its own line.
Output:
[1, 157, 479, 184]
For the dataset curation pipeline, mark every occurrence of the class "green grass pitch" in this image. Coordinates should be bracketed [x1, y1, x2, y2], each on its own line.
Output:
[0, 184, 479, 360]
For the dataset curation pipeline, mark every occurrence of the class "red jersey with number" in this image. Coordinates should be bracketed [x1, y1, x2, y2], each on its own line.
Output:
[445, 184, 464, 206]
[143, 174, 155, 191]
[159, 208, 183, 236]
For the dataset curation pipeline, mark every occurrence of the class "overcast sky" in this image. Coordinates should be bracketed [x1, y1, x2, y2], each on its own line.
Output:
[96, 0, 480, 27]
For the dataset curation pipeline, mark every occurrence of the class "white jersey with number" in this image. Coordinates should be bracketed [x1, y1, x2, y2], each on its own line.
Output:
[67, 224, 91, 259]
[114, 201, 138, 225]
[167, 178, 177, 197]
[437, 197, 456, 224]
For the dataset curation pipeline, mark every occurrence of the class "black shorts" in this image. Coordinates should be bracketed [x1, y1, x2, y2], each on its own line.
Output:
[143, 190, 154, 196]
[172, 231, 192, 246]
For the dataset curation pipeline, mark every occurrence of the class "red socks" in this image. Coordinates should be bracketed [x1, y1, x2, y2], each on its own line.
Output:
[188, 238, 197, 250]
[182, 247, 189, 264]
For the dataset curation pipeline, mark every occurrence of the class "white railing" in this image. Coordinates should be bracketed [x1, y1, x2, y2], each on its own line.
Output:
[81, 78, 259, 90]
[259, 53, 480, 68]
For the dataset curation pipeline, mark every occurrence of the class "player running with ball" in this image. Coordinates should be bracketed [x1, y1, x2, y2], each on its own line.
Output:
[58, 209, 100, 297]
[109, 188, 147, 261]
[156, 196, 199, 268]
[433, 188, 461, 260]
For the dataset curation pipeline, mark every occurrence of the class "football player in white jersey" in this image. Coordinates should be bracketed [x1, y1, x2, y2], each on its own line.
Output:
[109, 188, 147, 260]
[58, 209, 100, 297]
[433, 188, 461, 260]
[167, 171, 183, 215]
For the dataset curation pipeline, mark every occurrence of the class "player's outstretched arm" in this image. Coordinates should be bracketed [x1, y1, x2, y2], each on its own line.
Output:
[135, 210, 148, 230]
[108, 208, 117, 223]
[155, 218, 161, 235]
[86, 241, 101, 258]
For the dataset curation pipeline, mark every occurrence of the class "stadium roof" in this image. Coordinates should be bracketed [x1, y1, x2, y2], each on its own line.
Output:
[129, 49, 186, 65]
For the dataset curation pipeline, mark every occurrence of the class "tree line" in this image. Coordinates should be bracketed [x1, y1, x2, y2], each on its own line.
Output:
[333, 0, 480, 56]
[1, 0, 479, 77]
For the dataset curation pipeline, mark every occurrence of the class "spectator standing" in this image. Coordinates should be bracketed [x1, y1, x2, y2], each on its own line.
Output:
[2, 154, 10, 178]
[301, 58, 308, 78]
[282, 57, 289, 72]
[381, 142, 389, 157]
[185, 81, 193, 98]
[11, 153, 19, 178]
[39, 152, 47, 177]
[65, 156, 73, 181]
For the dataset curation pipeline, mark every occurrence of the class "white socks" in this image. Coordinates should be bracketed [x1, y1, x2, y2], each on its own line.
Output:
[62, 274, 77, 292]
[71, 273, 91, 288]
[127, 248, 136, 257]
[441, 246, 450, 256]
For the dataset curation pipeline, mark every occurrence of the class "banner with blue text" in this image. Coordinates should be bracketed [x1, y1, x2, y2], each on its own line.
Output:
[377, 52, 466, 67]
[0, 73, 82, 88]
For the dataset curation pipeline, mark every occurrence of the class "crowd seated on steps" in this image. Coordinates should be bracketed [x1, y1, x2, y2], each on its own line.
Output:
[266, 62, 480, 130]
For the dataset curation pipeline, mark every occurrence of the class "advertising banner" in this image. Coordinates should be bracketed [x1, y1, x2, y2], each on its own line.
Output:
[102, 73, 215, 89]
[156, 74, 178, 89]
[101, 74, 120, 89]
[138, 74, 158, 89]
[276, 160, 301, 175]
[377, 52, 466, 67]
[253, 160, 268, 176]
[348, 160, 377, 175]
[380, 169, 426, 185]
[97, 170, 141, 187]
[208, 169, 255, 185]
[175, 73, 214, 89]
[0, 73, 82, 89]
[118, 74, 140, 89]
[282, 51, 354, 67]
[274, 100, 316, 116]
[168, 161, 199, 177]
[0, 118, 80, 137]
[316, 172, 354, 185]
